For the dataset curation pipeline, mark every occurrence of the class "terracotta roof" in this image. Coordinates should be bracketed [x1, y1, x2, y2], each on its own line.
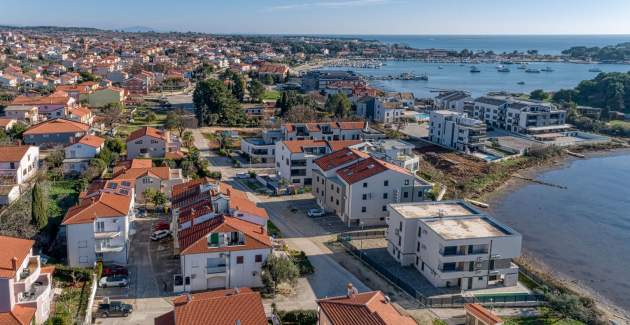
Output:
[56, 84, 92, 94]
[77, 135, 105, 148]
[221, 183, 268, 220]
[464, 304, 503, 325]
[283, 121, 366, 133]
[23, 119, 89, 135]
[337, 157, 411, 185]
[0, 118, 16, 128]
[0, 235, 34, 278]
[130, 159, 153, 169]
[281, 140, 328, 154]
[68, 106, 92, 117]
[62, 191, 132, 225]
[314, 148, 369, 172]
[0, 146, 33, 163]
[155, 288, 267, 325]
[177, 201, 213, 225]
[113, 165, 171, 181]
[11, 95, 72, 106]
[179, 216, 271, 255]
[338, 121, 366, 130]
[317, 291, 416, 325]
[0, 305, 36, 325]
[165, 150, 186, 160]
[172, 178, 212, 203]
[127, 126, 168, 142]
[327, 140, 364, 152]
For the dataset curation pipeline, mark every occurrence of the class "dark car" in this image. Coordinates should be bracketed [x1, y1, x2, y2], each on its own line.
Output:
[102, 264, 128, 277]
[97, 301, 133, 318]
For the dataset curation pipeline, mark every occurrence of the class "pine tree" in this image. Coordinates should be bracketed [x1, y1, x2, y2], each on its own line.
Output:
[31, 183, 48, 229]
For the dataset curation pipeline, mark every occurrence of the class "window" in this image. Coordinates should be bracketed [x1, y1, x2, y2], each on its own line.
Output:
[236, 256, 244, 264]
[384, 180, 389, 186]
[79, 256, 88, 263]
[96, 221, 105, 232]
[404, 179, 410, 185]
[382, 205, 387, 211]
[403, 192, 409, 198]
[362, 194, 367, 200]
[361, 207, 366, 213]
[382, 193, 388, 199]
[78, 240, 87, 248]
[362, 182, 367, 188]
[255, 255, 263, 263]
[417, 242, 420, 252]
[336, 199, 339, 205]
[417, 227, 422, 237]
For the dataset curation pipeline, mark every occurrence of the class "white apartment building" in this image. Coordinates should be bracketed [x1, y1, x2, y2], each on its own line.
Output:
[275, 139, 363, 186]
[313, 150, 432, 227]
[363, 139, 420, 172]
[0, 146, 39, 186]
[126, 126, 181, 159]
[63, 134, 105, 175]
[281, 121, 365, 141]
[239, 129, 283, 167]
[472, 96, 568, 134]
[434, 90, 472, 112]
[429, 110, 486, 153]
[3, 105, 39, 124]
[0, 236, 54, 325]
[174, 215, 272, 292]
[63, 184, 134, 267]
[386, 201, 521, 290]
[373, 97, 406, 124]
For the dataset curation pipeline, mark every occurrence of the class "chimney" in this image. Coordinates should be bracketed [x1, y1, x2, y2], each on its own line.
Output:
[185, 292, 192, 303]
[234, 287, 240, 294]
[11, 257, 18, 271]
[346, 283, 358, 298]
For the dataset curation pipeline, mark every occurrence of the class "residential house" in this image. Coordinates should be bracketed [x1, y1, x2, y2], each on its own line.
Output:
[63, 135, 105, 175]
[126, 126, 181, 159]
[434, 90, 473, 111]
[317, 287, 416, 325]
[123, 76, 150, 95]
[275, 139, 364, 186]
[281, 121, 365, 141]
[0, 74, 18, 88]
[174, 215, 272, 292]
[465, 303, 504, 325]
[0, 236, 54, 325]
[301, 70, 362, 91]
[386, 201, 521, 290]
[0, 118, 17, 131]
[429, 110, 486, 153]
[257, 63, 289, 81]
[112, 159, 185, 202]
[313, 151, 432, 227]
[11, 95, 75, 119]
[23, 119, 90, 148]
[363, 139, 420, 172]
[3, 106, 39, 125]
[66, 106, 94, 125]
[63, 185, 135, 267]
[0, 146, 39, 186]
[154, 288, 268, 325]
[86, 87, 125, 108]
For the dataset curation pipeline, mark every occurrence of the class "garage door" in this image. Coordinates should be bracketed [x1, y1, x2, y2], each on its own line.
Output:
[207, 276, 226, 289]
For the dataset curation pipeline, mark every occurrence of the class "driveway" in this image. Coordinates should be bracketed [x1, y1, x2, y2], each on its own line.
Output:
[227, 180, 371, 310]
[96, 218, 175, 325]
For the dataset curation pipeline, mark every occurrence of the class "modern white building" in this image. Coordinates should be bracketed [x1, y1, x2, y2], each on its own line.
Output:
[313, 150, 432, 227]
[281, 121, 365, 141]
[0, 146, 39, 186]
[239, 129, 283, 167]
[429, 110, 486, 153]
[0, 236, 54, 325]
[63, 135, 105, 175]
[373, 97, 406, 124]
[363, 139, 420, 172]
[62, 183, 134, 267]
[174, 215, 272, 292]
[386, 201, 521, 290]
[434, 90, 472, 112]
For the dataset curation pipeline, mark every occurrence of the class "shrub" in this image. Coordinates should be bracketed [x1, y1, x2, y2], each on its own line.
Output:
[277, 309, 317, 325]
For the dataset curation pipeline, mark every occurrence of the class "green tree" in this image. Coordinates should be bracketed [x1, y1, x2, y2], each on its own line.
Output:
[530, 89, 550, 101]
[145, 111, 157, 123]
[8, 122, 27, 139]
[325, 93, 351, 118]
[164, 109, 187, 137]
[182, 131, 194, 149]
[261, 254, 299, 295]
[79, 70, 98, 82]
[105, 138, 125, 154]
[263, 74, 274, 85]
[230, 73, 246, 102]
[248, 79, 265, 103]
[193, 79, 246, 127]
[31, 183, 48, 229]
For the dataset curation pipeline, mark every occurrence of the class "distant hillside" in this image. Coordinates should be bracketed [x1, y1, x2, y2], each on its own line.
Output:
[0, 25, 103, 33]
[562, 42, 630, 62]
[121, 26, 156, 33]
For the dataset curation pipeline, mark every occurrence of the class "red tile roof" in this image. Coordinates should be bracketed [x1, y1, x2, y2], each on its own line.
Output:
[0, 235, 34, 278]
[11, 95, 72, 106]
[0, 118, 16, 128]
[0, 146, 33, 163]
[0, 305, 36, 325]
[77, 135, 105, 148]
[62, 191, 132, 225]
[112, 160, 171, 181]
[327, 140, 363, 152]
[221, 183, 268, 220]
[314, 148, 369, 172]
[127, 126, 168, 142]
[172, 178, 211, 203]
[283, 121, 366, 133]
[464, 304, 503, 325]
[155, 288, 267, 325]
[282, 140, 328, 154]
[317, 291, 416, 325]
[336, 157, 411, 185]
[179, 216, 271, 255]
[23, 119, 89, 135]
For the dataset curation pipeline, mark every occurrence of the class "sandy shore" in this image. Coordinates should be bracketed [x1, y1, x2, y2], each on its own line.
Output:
[483, 148, 630, 323]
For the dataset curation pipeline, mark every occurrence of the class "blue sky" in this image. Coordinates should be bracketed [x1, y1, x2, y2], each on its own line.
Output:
[1, 0, 630, 35]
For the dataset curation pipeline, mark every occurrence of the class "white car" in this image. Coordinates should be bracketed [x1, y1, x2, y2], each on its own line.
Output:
[236, 172, 250, 179]
[307, 208, 326, 217]
[150, 229, 171, 241]
[99, 275, 128, 288]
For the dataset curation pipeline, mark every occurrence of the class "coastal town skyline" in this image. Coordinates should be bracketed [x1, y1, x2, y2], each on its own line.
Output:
[2, 0, 630, 35]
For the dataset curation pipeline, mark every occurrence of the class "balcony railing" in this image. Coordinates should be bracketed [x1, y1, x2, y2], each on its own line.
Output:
[95, 243, 125, 253]
[18, 256, 40, 282]
[18, 274, 50, 303]
[206, 265, 227, 274]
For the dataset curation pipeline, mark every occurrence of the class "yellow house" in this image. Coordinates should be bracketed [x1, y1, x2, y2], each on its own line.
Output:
[87, 87, 126, 108]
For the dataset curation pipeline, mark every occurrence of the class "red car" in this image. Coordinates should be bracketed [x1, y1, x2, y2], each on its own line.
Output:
[102, 264, 128, 277]
[153, 223, 170, 231]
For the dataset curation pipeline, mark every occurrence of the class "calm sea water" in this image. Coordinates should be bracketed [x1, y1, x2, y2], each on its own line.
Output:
[323, 61, 630, 98]
[490, 153, 630, 311]
[351, 35, 630, 55]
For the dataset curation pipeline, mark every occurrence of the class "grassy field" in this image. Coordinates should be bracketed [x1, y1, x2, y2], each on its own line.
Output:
[504, 316, 584, 325]
[608, 120, 630, 128]
[262, 89, 281, 101]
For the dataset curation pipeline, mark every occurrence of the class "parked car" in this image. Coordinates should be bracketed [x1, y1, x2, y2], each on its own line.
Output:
[153, 223, 170, 231]
[236, 172, 250, 179]
[102, 264, 128, 277]
[97, 301, 133, 318]
[150, 229, 171, 241]
[99, 275, 128, 288]
[307, 208, 326, 217]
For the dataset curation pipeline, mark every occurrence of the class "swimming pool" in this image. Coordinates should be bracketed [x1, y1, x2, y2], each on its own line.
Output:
[415, 113, 430, 121]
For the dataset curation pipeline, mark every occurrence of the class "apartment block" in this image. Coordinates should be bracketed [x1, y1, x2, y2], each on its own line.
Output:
[281, 121, 365, 141]
[429, 110, 486, 153]
[386, 201, 521, 290]
[472, 96, 568, 134]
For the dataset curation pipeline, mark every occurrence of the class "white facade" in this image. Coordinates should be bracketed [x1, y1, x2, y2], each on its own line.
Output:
[275, 141, 330, 186]
[373, 98, 405, 124]
[429, 110, 486, 153]
[127, 134, 167, 159]
[0, 146, 39, 185]
[386, 201, 521, 290]
[66, 213, 131, 267]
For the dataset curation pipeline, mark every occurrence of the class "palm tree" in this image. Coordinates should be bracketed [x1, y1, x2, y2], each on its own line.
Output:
[182, 131, 194, 149]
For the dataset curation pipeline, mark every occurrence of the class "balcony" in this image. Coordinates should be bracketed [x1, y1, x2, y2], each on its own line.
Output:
[18, 274, 51, 304]
[94, 230, 121, 239]
[206, 265, 227, 274]
[18, 256, 41, 283]
[95, 242, 125, 253]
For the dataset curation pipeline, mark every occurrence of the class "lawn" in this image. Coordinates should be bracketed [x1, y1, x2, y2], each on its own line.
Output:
[49, 180, 79, 216]
[608, 120, 630, 128]
[262, 89, 281, 101]
[51, 268, 94, 324]
[504, 316, 584, 325]
[268, 220, 282, 238]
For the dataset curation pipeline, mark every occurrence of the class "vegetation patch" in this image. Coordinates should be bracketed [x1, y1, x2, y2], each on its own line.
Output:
[288, 250, 314, 275]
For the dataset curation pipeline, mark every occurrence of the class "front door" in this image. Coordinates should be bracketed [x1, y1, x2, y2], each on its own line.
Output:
[467, 277, 473, 290]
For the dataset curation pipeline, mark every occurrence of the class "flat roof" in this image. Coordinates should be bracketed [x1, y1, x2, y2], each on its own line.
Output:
[390, 201, 478, 219]
[424, 216, 511, 240]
